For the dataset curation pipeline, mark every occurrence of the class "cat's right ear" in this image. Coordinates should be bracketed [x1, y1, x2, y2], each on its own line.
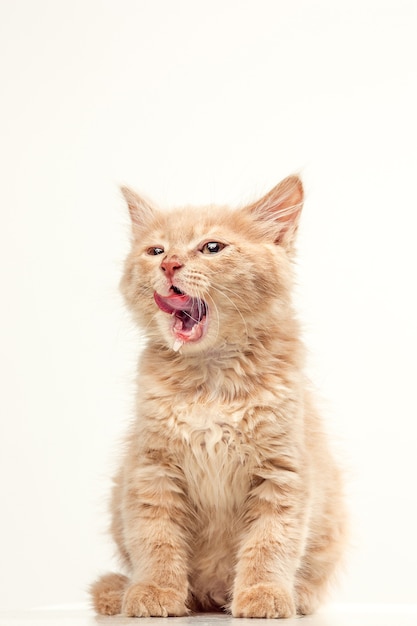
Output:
[245, 176, 304, 251]
[121, 186, 156, 235]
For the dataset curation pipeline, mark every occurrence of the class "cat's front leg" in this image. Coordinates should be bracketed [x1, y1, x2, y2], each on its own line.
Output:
[121, 455, 190, 617]
[231, 473, 307, 618]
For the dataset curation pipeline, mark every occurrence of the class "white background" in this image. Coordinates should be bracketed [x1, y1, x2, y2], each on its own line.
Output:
[1, 0, 416, 611]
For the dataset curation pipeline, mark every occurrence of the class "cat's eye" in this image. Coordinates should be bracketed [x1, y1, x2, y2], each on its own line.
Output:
[200, 242, 226, 255]
[147, 246, 165, 256]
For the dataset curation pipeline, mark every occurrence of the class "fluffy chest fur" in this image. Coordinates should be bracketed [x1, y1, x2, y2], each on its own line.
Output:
[136, 345, 305, 517]
[157, 398, 254, 511]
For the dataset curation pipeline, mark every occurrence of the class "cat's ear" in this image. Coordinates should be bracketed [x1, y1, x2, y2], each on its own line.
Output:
[247, 175, 304, 250]
[121, 186, 157, 235]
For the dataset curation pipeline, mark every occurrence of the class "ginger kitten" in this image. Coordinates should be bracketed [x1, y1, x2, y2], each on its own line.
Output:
[91, 175, 347, 618]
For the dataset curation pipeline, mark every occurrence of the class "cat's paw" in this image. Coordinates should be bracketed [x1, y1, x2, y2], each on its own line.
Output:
[90, 572, 129, 615]
[231, 583, 295, 618]
[122, 582, 188, 617]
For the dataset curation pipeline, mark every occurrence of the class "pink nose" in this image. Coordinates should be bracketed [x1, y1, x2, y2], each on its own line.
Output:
[160, 256, 183, 281]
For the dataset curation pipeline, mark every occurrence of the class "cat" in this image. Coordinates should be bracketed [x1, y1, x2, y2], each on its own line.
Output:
[90, 175, 347, 618]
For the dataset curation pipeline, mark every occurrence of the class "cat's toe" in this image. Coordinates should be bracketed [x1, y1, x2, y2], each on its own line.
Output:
[231, 583, 295, 618]
[122, 583, 189, 617]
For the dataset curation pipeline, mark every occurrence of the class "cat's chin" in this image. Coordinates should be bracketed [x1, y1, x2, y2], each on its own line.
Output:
[153, 291, 209, 352]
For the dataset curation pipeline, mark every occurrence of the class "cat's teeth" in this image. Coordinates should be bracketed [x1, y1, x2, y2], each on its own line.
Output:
[172, 339, 183, 352]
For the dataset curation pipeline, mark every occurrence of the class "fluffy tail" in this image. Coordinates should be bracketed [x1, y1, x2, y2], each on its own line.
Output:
[90, 572, 129, 615]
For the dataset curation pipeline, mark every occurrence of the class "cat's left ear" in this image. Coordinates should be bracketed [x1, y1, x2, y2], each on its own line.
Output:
[247, 175, 304, 250]
[121, 186, 157, 236]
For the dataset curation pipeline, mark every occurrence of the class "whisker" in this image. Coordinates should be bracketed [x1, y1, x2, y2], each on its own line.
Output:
[204, 293, 221, 345]
[181, 307, 203, 325]
[210, 283, 248, 305]
[209, 284, 249, 340]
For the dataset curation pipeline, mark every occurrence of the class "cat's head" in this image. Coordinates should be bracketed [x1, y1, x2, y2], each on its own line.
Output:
[120, 175, 303, 354]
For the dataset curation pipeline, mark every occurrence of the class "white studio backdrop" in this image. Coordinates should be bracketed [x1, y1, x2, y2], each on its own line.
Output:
[0, 0, 416, 611]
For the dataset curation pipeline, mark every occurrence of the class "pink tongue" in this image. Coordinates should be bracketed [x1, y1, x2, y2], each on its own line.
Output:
[154, 291, 206, 345]
[154, 292, 192, 314]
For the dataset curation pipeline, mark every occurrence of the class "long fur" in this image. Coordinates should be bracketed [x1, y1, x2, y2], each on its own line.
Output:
[90, 175, 347, 618]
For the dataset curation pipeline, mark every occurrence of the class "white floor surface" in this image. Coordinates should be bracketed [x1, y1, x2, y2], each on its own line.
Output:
[0, 605, 417, 626]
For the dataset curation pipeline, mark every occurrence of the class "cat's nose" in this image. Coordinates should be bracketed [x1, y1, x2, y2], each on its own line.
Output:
[160, 256, 183, 281]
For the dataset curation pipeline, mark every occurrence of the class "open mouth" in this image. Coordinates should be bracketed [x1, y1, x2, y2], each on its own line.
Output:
[154, 286, 208, 350]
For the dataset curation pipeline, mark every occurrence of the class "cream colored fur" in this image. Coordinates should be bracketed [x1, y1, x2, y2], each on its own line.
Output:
[90, 176, 347, 618]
